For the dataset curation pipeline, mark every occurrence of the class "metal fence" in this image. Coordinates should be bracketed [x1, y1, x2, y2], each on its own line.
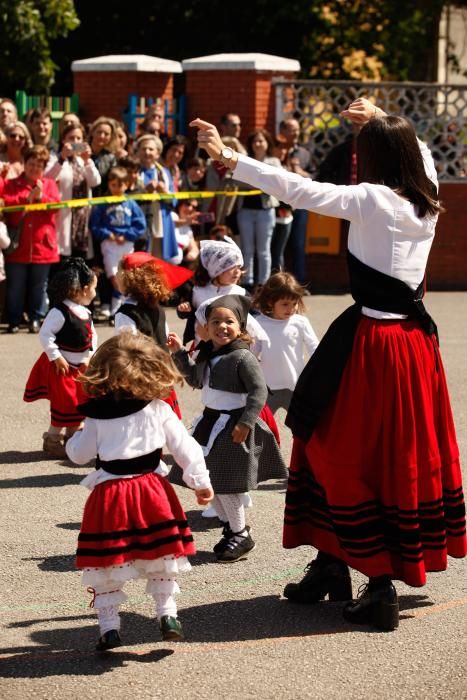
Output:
[274, 80, 467, 181]
[124, 94, 187, 137]
[15, 90, 79, 143]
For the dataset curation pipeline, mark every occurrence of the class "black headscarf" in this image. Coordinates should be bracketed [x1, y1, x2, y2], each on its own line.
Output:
[196, 294, 251, 363]
[204, 294, 250, 329]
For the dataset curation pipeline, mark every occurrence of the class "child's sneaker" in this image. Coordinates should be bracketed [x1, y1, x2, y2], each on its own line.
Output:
[202, 504, 218, 518]
[42, 432, 67, 458]
[216, 529, 255, 563]
[160, 615, 184, 641]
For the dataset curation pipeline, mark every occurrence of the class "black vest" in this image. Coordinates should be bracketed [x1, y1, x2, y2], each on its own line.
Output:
[118, 302, 168, 350]
[54, 303, 93, 353]
[285, 252, 438, 441]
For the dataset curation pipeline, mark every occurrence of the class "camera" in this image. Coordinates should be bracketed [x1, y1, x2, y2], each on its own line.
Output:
[71, 143, 86, 153]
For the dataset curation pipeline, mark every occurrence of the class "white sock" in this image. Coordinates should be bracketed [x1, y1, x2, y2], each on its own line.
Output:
[97, 604, 120, 635]
[148, 577, 178, 619]
[48, 425, 62, 435]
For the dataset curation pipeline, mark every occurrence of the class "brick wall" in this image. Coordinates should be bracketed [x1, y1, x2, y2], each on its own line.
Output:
[427, 183, 467, 290]
[185, 70, 296, 136]
[73, 72, 174, 125]
[303, 183, 467, 293]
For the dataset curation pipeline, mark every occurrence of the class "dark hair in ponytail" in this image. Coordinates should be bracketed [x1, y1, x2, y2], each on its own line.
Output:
[48, 257, 95, 305]
[357, 116, 442, 218]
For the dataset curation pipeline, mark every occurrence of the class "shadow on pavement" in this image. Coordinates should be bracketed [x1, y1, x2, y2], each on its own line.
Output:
[56, 521, 81, 531]
[0, 450, 47, 464]
[0, 592, 438, 677]
[23, 554, 76, 573]
[0, 472, 83, 488]
[184, 509, 223, 532]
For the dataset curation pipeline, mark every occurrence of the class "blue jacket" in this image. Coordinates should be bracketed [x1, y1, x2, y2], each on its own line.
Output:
[90, 200, 146, 243]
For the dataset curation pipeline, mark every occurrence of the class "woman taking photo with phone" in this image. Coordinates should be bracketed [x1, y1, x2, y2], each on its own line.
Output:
[47, 123, 101, 261]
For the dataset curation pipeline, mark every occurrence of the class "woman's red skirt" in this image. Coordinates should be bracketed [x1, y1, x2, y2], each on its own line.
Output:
[259, 404, 280, 445]
[165, 388, 182, 419]
[23, 352, 87, 427]
[77, 471, 195, 569]
[283, 317, 466, 587]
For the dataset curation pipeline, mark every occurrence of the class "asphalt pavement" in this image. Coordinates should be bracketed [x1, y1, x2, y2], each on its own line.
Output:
[0, 292, 466, 700]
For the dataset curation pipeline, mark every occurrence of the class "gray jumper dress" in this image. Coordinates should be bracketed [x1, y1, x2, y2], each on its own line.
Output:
[170, 347, 288, 494]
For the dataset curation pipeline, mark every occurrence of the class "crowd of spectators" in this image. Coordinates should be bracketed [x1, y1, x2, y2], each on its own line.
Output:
[0, 100, 321, 332]
[0, 97, 464, 332]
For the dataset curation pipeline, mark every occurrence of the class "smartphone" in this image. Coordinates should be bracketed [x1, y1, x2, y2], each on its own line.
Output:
[197, 212, 215, 224]
[71, 143, 86, 152]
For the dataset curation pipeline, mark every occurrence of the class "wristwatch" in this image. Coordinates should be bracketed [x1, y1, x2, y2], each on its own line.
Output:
[219, 146, 235, 166]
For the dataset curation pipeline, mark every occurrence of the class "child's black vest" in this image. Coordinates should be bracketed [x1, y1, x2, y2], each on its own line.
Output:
[118, 303, 168, 350]
[54, 303, 93, 353]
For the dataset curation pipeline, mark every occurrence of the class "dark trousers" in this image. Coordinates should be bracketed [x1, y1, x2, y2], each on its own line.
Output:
[287, 209, 308, 284]
[5, 262, 51, 325]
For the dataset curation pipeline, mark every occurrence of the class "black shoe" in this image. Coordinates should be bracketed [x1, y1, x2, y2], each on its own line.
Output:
[213, 524, 252, 555]
[95, 629, 122, 651]
[343, 580, 399, 631]
[160, 615, 184, 641]
[216, 529, 255, 563]
[213, 522, 233, 554]
[29, 319, 40, 334]
[7, 324, 19, 334]
[283, 558, 352, 604]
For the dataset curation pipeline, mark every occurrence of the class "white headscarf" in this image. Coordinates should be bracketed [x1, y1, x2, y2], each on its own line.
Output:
[199, 236, 243, 280]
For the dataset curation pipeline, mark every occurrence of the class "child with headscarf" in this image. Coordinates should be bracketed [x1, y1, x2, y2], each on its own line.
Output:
[168, 294, 287, 563]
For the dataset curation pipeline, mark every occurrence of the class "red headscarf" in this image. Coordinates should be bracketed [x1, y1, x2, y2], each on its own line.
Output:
[121, 252, 193, 290]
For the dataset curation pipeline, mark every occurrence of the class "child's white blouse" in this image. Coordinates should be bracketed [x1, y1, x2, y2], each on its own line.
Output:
[66, 399, 211, 491]
[192, 282, 245, 309]
[255, 313, 319, 390]
[39, 299, 97, 365]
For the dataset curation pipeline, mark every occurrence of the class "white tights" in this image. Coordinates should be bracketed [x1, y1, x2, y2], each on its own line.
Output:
[212, 494, 246, 534]
[91, 576, 179, 635]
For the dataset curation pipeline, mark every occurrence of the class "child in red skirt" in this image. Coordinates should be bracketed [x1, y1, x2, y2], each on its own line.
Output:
[24, 258, 97, 458]
[66, 331, 213, 651]
[113, 251, 193, 418]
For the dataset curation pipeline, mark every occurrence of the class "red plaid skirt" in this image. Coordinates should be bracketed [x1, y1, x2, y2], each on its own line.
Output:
[283, 317, 466, 587]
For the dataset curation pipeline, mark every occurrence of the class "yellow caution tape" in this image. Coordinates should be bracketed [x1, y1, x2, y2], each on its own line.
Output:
[0, 189, 262, 214]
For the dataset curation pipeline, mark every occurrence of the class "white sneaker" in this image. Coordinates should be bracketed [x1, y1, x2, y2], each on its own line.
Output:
[240, 493, 253, 508]
[99, 304, 111, 319]
[202, 505, 218, 518]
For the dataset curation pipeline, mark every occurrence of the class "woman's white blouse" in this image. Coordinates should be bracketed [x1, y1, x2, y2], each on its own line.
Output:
[235, 142, 438, 319]
[66, 399, 211, 491]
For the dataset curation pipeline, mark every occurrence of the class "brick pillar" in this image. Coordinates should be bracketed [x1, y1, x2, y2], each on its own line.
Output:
[72, 55, 182, 126]
[182, 53, 300, 139]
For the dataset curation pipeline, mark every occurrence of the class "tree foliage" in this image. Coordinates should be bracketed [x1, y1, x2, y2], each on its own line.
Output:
[0, 0, 79, 94]
[0, 1, 459, 96]
[304, 0, 445, 82]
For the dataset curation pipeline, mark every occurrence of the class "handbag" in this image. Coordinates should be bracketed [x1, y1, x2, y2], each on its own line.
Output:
[4, 217, 24, 255]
